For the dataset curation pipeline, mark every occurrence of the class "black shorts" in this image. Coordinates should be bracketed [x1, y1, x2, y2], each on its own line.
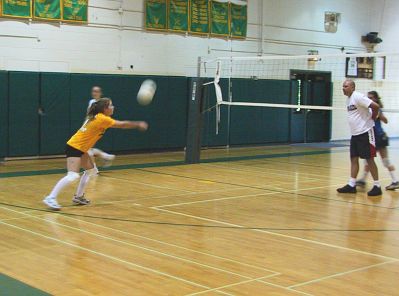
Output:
[375, 133, 389, 150]
[350, 130, 376, 159]
[65, 144, 84, 158]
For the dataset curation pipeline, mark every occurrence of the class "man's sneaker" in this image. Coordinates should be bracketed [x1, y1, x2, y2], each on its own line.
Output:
[72, 194, 91, 205]
[368, 186, 382, 196]
[385, 182, 399, 191]
[43, 196, 61, 210]
[337, 184, 357, 193]
[356, 180, 366, 187]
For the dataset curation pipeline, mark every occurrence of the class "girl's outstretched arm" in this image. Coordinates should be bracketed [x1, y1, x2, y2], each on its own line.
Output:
[112, 120, 148, 131]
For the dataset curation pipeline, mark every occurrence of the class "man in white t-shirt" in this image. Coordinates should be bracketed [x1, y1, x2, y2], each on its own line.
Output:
[337, 80, 382, 196]
[87, 86, 115, 173]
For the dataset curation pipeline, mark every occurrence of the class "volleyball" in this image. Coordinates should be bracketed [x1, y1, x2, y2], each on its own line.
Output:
[137, 79, 156, 106]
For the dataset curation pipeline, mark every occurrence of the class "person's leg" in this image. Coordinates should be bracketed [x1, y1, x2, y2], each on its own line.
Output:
[364, 130, 382, 196]
[349, 156, 359, 186]
[44, 157, 81, 209]
[88, 148, 99, 174]
[73, 153, 96, 205]
[337, 136, 357, 193]
[357, 159, 369, 186]
[91, 147, 115, 160]
[379, 147, 399, 189]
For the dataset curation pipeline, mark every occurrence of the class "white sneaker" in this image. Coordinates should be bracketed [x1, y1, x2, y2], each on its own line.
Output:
[102, 154, 115, 168]
[43, 196, 61, 210]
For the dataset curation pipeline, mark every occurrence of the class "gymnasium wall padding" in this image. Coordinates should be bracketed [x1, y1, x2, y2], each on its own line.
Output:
[8, 72, 40, 157]
[3, 71, 294, 157]
[0, 71, 8, 158]
[40, 73, 71, 155]
[229, 79, 291, 145]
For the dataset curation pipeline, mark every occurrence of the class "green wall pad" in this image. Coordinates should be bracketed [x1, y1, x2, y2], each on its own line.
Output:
[8, 72, 40, 157]
[40, 73, 71, 155]
[0, 71, 8, 158]
[229, 79, 291, 145]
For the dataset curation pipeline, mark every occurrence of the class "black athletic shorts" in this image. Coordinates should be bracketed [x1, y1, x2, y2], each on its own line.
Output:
[375, 133, 389, 150]
[65, 144, 84, 158]
[350, 129, 376, 159]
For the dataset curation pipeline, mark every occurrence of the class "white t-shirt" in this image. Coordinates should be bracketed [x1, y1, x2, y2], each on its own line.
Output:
[346, 91, 374, 136]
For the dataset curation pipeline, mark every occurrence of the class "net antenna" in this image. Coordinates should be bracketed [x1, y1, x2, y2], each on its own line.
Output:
[214, 61, 223, 134]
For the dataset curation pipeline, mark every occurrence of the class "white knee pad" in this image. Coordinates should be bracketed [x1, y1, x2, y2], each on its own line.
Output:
[382, 158, 391, 168]
[85, 168, 98, 177]
[66, 171, 80, 182]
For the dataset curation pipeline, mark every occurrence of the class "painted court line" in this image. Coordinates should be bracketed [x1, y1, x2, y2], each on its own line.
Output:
[153, 183, 349, 209]
[0, 220, 233, 296]
[185, 275, 277, 296]
[256, 279, 314, 296]
[288, 260, 399, 289]
[154, 192, 278, 208]
[57, 214, 280, 275]
[155, 208, 398, 261]
[2, 207, 277, 281]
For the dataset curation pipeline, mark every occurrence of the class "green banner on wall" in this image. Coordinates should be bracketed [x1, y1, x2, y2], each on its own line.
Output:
[2, 0, 32, 18]
[230, 3, 247, 38]
[210, 0, 229, 36]
[34, 0, 61, 20]
[168, 0, 188, 32]
[63, 0, 88, 22]
[189, 0, 209, 34]
[145, 0, 167, 30]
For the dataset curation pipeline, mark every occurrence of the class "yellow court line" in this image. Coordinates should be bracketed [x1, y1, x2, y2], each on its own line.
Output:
[185, 275, 278, 296]
[1, 207, 276, 281]
[155, 208, 398, 261]
[288, 260, 399, 289]
[0, 220, 234, 295]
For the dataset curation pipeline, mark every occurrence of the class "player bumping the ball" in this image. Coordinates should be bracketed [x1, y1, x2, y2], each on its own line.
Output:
[43, 98, 148, 210]
[337, 80, 382, 196]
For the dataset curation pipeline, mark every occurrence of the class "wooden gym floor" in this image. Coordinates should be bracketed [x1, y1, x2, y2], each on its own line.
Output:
[1, 143, 399, 295]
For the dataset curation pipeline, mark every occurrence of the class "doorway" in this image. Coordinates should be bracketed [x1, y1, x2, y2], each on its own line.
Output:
[290, 70, 332, 143]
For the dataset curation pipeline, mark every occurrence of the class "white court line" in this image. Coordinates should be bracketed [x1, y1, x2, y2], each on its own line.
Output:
[1, 207, 262, 281]
[0, 219, 233, 296]
[202, 162, 339, 182]
[102, 175, 194, 193]
[55, 214, 280, 275]
[256, 279, 314, 296]
[185, 275, 277, 296]
[155, 192, 278, 208]
[288, 260, 398, 289]
[155, 208, 398, 261]
[152, 183, 351, 209]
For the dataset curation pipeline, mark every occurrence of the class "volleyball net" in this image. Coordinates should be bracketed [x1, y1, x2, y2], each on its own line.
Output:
[185, 52, 399, 163]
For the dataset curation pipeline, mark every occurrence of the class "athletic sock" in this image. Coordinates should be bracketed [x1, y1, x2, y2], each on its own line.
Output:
[49, 175, 76, 197]
[76, 171, 90, 197]
[373, 180, 381, 188]
[389, 171, 398, 183]
[348, 178, 356, 187]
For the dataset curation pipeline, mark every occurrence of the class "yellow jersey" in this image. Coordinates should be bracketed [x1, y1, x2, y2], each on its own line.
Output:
[67, 113, 115, 153]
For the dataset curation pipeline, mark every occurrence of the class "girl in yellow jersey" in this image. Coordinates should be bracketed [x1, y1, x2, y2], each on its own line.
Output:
[43, 98, 148, 210]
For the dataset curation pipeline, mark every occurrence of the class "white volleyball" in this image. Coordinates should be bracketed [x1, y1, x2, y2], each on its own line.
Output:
[137, 79, 156, 106]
